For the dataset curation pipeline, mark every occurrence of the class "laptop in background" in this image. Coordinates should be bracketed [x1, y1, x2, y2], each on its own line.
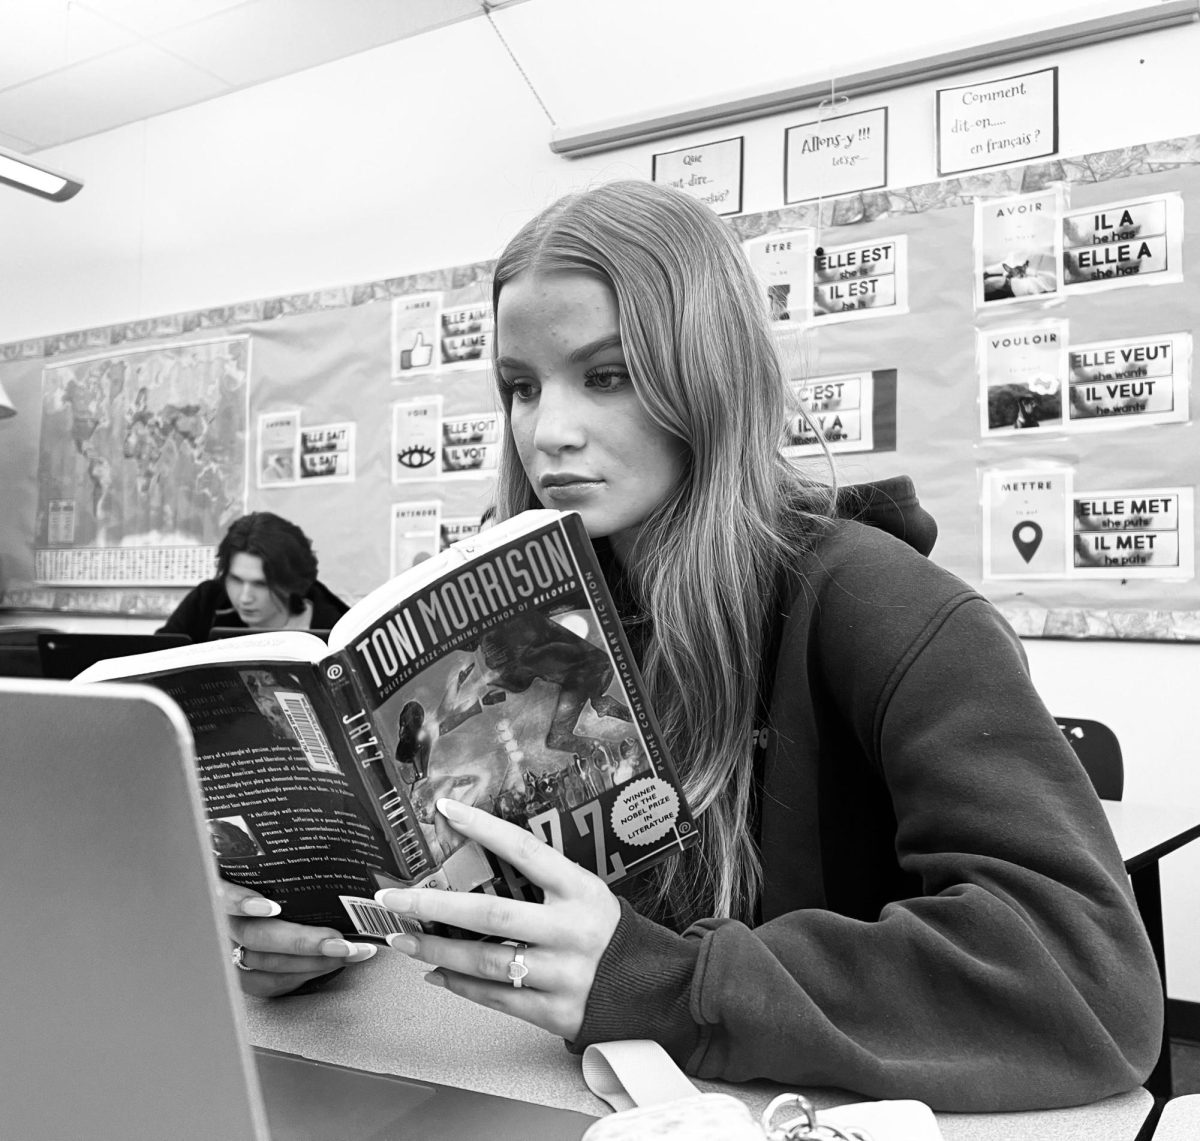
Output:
[36, 631, 191, 679]
[210, 626, 331, 641]
[0, 679, 596, 1141]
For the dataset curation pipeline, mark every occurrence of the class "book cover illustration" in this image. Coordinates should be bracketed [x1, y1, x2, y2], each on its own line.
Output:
[327, 511, 697, 905]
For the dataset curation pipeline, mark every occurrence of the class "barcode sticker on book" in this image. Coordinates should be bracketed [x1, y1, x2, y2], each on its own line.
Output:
[339, 896, 422, 938]
[275, 690, 340, 773]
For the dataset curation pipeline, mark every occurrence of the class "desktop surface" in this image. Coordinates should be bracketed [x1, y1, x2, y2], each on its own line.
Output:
[245, 949, 1154, 1141]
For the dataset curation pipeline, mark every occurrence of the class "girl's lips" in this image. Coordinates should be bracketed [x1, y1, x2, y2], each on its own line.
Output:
[541, 480, 601, 502]
[539, 473, 598, 488]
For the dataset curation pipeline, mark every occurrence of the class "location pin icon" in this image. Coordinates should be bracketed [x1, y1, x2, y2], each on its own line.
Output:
[1012, 521, 1044, 564]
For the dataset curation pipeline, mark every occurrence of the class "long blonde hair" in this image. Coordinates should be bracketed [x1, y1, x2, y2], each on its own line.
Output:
[491, 180, 835, 925]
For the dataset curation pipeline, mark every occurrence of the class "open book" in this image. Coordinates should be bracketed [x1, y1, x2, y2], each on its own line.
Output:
[75, 509, 697, 941]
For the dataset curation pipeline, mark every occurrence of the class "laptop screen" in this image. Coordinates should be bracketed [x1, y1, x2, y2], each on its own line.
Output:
[210, 627, 331, 641]
[36, 631, 191, 679]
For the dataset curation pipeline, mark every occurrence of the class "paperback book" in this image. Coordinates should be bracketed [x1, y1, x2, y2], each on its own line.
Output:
[76, 509, 697, 940]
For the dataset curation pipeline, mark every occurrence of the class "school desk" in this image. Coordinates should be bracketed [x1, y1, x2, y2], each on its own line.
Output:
[1148, 1093, 1200, 1141]
[1103, 799, 1200, 1100]
[243, 951, 1155, 1141]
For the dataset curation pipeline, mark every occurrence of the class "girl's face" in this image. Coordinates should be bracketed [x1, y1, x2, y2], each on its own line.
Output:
[496, 271, 687, 559]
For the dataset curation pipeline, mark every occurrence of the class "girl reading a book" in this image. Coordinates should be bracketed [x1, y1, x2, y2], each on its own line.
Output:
[224, 181, 1161, 1112]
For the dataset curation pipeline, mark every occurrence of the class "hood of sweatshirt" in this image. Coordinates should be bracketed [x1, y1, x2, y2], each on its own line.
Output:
[835, 475, 938, 556]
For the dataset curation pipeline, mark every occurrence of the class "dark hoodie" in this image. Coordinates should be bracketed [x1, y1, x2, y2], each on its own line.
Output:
[571, 477, 1162, 1112]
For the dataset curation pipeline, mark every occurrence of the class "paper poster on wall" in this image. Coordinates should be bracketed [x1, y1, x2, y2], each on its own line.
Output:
[392, 394, 442, 482]
[34, 335, 249, 587]
[257, 409, 300, 487]
[783, 372, 875, 457]
[813, 235, 908, 323]
[441, 410, 501, 479]
[784, 108, 887, 204]
[651, 136, 743, 215]
[440, 515, 484, 549]
[1071, 487, 1195, 579]
[975, 187, 1064, 308]
[978, 320, 1068, 437]
[937, 67, 1057, 176]
[1063, 193, 1184, 293]
[391, 292, 441, 378]
[390, 500, 442, 577]
[1067, 332, 1191, 430]
[743, 229, 815, 325]
[981, 466, 1071, 579]
[440, 303, 493, 369]
[299, 423, 354, 483]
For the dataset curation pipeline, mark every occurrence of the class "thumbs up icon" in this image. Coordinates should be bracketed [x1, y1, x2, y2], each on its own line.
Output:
[400, 331, 434, 370]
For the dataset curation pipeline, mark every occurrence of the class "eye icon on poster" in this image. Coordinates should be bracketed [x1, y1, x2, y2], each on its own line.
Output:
[1012, 521, 1044, 563]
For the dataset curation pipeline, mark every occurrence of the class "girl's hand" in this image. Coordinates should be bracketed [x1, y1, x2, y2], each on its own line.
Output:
[219, 879, 378, 998]
[375, 797, 621, 1039]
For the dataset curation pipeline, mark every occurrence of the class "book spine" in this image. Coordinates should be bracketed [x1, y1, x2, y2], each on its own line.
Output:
[559, 511, 682, 799]
[319, 650, 438, 880]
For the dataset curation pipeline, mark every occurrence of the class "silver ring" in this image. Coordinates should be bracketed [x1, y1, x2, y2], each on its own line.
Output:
[507, 943, 529, 989]
[231, 943, 255, 972]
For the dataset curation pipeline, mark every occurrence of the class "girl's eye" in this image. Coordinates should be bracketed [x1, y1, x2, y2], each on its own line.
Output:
[498, 376, 537, 402]
[586, 367, 630, 392]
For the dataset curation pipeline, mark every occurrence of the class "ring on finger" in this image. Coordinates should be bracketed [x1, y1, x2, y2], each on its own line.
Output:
[231, 943, 255, 972]
[507, 942, 529, 989]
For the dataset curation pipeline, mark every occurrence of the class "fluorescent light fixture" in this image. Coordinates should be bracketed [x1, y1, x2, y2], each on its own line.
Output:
[0, 144, 83, 202]
[0, 379, 17, 419]
[552, 0, 1200, 157]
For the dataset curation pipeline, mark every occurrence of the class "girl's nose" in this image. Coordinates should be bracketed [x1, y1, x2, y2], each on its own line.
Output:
[533, 385, 586, 452]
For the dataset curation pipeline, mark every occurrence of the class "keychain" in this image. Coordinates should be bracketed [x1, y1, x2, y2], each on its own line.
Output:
[762, 1093, 873, 1141]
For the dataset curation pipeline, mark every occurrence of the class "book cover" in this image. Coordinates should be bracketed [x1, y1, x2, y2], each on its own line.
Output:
[324, 510, 697, 911]
[75, 509, 698, 939]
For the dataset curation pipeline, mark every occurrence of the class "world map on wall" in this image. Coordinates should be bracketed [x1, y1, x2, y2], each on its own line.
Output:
[35, 337, 248, 583]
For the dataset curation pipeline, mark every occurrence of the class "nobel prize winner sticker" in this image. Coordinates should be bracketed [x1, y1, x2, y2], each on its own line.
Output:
[611, 777, 681, 847]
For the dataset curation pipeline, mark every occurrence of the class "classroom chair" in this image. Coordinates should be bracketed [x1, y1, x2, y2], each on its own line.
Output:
[1055, 716, 1124, 801]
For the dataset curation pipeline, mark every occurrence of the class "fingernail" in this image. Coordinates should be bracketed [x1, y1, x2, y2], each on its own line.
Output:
[346, 943, 378, 963]
[386, 933, 419, 955]
[242, 899, 281, 917]
[424, 970, 446, 988]
[436, 797, 468, 821]
[374, 888, 412, 912]
[319, 938, 355, 957]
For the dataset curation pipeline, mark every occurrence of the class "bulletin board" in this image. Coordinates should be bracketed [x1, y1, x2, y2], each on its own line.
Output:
[736, 134, 1200, 640]
[0, 132, 1197, 639]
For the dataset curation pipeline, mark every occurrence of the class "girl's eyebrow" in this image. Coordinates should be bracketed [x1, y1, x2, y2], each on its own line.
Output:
[567, 334, 624, 364]
[495, 334, 624, 373]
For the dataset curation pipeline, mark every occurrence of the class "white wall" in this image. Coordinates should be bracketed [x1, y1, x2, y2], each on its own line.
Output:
[1, 0, 1196, 344]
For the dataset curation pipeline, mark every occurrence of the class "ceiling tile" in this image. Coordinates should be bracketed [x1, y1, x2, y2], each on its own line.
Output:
[77, 0, 253, 38]
[0, 0, 138, 90]
[151, 0, 483, 87]
[0, 41, 231, 148]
